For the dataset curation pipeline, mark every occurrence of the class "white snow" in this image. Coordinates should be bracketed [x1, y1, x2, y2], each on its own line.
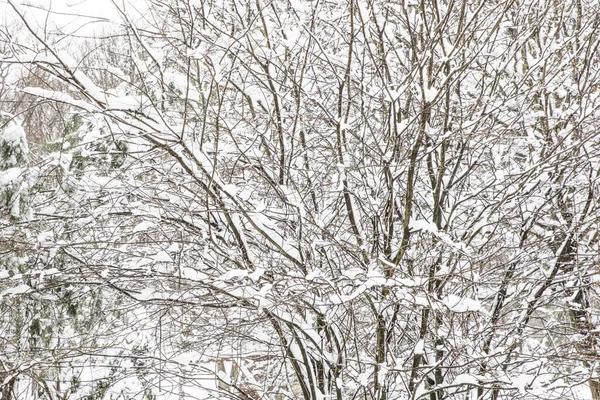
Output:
[1, 284, 31, 296]
[414, 339, 424, 355]
[410, 219, 472, 254]
[423, 86, 438, 102]
[253, 283, 273, 310]
[106, 94, 143, 110]
[153, 250, 172, 262]
[0, 168, 22, 188]
[0, 118, 26, 147]
[133, 221, 155, 233]
[342, 268, 365, 279]
[442, 294, 481, 313]
[22, 87, 95, 111]
[512, 374, 534, 394]
[221, 269, 248, 281]
[135, 288, 155, 301]
[36, 231, 53, 243]
[305, 270, 320, 281]
[248, 268, 264, 282]
[452, 374, 479, 386]
[410, 219, 438, 233]
[166, 243, 180, 252]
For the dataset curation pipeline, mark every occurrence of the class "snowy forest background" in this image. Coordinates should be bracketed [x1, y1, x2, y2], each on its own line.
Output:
[1, 0, 600, 399]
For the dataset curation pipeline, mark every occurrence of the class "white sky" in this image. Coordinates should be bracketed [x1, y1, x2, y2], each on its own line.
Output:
[0, 0, 144, 38]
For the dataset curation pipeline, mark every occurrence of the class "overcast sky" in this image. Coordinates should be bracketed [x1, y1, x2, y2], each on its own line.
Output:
[1, 0, 143, 38]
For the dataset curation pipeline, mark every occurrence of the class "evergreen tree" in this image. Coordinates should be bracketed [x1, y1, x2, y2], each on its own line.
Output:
[0, 113, 29, 220]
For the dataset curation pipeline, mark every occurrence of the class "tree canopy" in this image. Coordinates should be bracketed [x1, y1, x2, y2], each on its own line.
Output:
[1, 0, 600, 399]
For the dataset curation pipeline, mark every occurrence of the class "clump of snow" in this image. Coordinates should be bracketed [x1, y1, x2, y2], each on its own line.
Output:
[442, 294, 481, 313]
[414, 339, 424, 355]
[342, 268, 365, 279]
[1, 121, 25, 148]
[410, 219, 472, 254]
[512, 374, 534, 394]
[136, 288, 155, 301]
[153, 250, 172, 262]
[0, 167, 22, 188]
[248, 268, 264, 282]
[221, 269, 248, 281]
[1, 284, 31, 297]
[133, 221, 155, 233]
[423, 86, 438, 102]
[0, 114, 29, 169]
[410, 219, 438, 233]
[21, 87, 94, 112]
[452, 374, 479, 386]
[305, 270, 321, 281]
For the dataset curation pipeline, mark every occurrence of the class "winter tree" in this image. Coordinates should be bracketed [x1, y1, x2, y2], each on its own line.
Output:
[1, 0, 600, 399]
